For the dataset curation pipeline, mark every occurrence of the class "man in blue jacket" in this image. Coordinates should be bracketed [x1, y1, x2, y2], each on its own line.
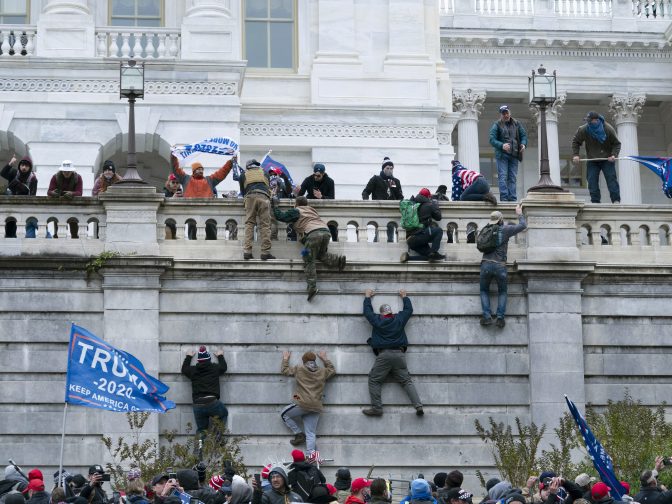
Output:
[362, 289, 423, 417]
[489, 105, 527, 202]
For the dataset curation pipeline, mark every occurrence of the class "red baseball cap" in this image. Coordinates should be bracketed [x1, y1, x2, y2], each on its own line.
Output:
[351, 478, 371, 494]
[591, 482, 611, 500]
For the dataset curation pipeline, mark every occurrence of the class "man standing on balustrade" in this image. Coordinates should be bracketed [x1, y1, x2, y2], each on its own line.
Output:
[489, 105, 527, 202]
[273, 195, 346, 301]
[239, 159, 274, 260]
[571, 111, 622, 204]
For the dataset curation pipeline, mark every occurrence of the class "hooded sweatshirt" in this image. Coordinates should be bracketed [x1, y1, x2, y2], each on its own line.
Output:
[1, 158, 37, 195]
[181, 354, 228, 402]
[281, 357, 336, 412]
[252, 467, 303, 504]
[170, 153, 233, 198]
[363, 296, 413, 351]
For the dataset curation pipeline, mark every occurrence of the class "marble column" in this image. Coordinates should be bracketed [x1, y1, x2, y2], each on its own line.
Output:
[385, 0, 428, 63]
[37, 0, 94, 57]
[452, 89, 486, 173]
[610, 93, 646, 204]
[185, 0, 231, 17]
[315, 0, 358, 60]
[530, 94, 566, 188]
[181, 0, 237, 59]
[42, 0, 90, 15]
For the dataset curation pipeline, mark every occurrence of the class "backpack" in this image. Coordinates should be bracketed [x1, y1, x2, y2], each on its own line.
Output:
[399, 200, 422, 231]
[476, 223, 501, 253]
[292, 468, 323, 502]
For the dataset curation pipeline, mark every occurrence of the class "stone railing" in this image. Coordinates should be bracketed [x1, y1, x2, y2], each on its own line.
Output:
[634, 0, 672, 18]
[440, 0, 670, 17]
[95, 27, 180, 59]
[474, 0, 535, 15]
[554, 0, 612, 16]
[0, 25, 36, 57]
[1, 191, 671, 266]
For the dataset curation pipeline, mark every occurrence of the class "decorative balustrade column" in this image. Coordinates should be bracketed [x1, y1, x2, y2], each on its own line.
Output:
[530, 93, 566, 188]
[610, 93, 646, 204]
[452, 89, 486, 172]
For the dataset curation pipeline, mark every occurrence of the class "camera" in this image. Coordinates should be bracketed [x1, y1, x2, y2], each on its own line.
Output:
[663, 457, 672, 466]
[168, 468, 177, 480]
[102, 474, 111, 482]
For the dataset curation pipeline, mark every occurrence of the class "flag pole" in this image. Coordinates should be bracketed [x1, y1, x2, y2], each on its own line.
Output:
[577, 157, 631, 162]
[57, 402, 68, 487]
[260, 148, 272, 166]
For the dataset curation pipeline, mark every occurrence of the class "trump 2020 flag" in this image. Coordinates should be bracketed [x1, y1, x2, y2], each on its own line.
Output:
[261, 153, 294, 185]
[565, 395, 625, 499]
[65, 324, 175, 413]
[624, 156, 672, 199]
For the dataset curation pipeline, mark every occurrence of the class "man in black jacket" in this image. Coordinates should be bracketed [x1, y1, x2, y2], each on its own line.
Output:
[401, 189, 444, 262]
[79, 466, 109, 504]
[362, 289, 423, 417]
[296, 163, 335, 200]
[634, 456, 672, 504]
[181, 346, 228, 434]
[362, 157, 403, 201]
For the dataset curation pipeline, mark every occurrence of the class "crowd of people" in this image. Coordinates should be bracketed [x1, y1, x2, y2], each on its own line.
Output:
[3, 457, 671, 504]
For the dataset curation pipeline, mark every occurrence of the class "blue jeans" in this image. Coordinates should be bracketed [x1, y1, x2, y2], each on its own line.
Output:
[587, 160, 620, 203]
[407, 226, 443, 258]
[193, 400, 228, 433]
[480, 261, 508, 319]
[460, 177, 490, 201]
[496, 156, 519, 201]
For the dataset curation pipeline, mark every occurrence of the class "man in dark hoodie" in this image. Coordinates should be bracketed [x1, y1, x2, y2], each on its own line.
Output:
[401, 188, 444, 263]
[362, 289, 423, 417]
[252, 466, 303, 504]
[1, 155, 37, 195]
[25, 480, 49, 504]
[333, 468, 351, 504]
[181, 346, 228, 435]
[362, 157, 403, 201]
[79, 466, 108, 504]
[287, 450, 326, 501]
[176, 470, 214, 504]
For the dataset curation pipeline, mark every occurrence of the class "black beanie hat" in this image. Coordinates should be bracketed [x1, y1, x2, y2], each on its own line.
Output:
[382, 157, 394, 169]
[434, 472, 448, 488]
[103, 160, 116, 173]
[446, 470, 463, 488]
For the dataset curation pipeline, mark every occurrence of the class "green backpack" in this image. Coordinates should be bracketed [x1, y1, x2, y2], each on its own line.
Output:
[399, 200, 422, 231]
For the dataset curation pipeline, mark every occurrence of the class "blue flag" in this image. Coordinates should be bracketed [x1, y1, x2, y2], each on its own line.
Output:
[65, 324, 175, 413]
[261, 154, 294, 185]
[624, 156, 672, 199]
[565, 395, 625, 500]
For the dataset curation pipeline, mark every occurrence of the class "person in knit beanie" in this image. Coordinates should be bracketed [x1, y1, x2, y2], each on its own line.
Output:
[280, 349, 336, 454]
[92, 160, 122, 196]
[181, 345, 228, 435]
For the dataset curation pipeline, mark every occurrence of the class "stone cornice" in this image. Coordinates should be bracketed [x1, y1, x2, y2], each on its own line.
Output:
[0, 78, 237, 95]
[240, 122, 436, 139]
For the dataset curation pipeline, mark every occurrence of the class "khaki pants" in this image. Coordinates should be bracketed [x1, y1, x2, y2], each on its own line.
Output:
[303, 230, 341, 291]
[243, 193, 272, 253]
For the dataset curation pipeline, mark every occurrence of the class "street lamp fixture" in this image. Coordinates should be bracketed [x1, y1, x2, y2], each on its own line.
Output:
[118, 59, 146, 184]
[527, 65, 564, 193]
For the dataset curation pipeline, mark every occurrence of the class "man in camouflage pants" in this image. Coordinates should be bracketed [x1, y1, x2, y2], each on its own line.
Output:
[273, 196, 346, 301]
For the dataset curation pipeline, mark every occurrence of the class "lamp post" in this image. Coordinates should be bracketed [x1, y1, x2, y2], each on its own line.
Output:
[527, 65, 564, 193]
[118, 59, 146, 184]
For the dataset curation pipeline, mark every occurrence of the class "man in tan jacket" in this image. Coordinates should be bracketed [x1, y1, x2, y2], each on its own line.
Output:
[273, 196, 346, 301]
[280, 350, 336, 454]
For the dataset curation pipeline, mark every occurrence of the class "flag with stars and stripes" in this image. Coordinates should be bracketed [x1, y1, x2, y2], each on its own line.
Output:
[565, 395, 625, 500]
[65, 324, 175, 413]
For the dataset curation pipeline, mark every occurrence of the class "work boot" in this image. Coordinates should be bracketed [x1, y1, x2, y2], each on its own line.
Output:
[307, 287, 319, 302]
[415, 406, 425, 416]
[289, 432, 306, 446]
[428, 252, 445, 261]
[261, 253, 276, 260]
[243, 253, 253, 260]
[480, 316, 494, 326]
[362, 408, 383, 417]
[338, 256, 347, 272]
[496, 317, 506, 328]
[483, 192, 498, 205]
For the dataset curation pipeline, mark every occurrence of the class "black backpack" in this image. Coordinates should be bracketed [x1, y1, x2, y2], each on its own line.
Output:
[292, 469, 324, 502]
[476, 223, 501, 253]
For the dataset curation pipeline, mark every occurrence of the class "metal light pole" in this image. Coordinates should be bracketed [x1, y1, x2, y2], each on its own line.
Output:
[118, 59, 146, 184]
[527, 65, 565, 193]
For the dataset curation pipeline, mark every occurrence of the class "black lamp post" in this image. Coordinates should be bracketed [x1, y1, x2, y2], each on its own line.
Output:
[527, 65, 564, 193]
[118, 59, 146, 184]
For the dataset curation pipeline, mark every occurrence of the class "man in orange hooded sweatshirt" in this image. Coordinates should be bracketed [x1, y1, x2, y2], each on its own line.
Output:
[170, 151, 235, 239]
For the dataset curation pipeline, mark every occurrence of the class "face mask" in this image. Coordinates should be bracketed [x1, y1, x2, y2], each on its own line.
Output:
[304, 361, 318, 371]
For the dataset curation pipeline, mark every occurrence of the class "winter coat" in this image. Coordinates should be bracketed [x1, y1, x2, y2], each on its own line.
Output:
[47, 172, 83, 197]
[92, 173, 122, 196]
[481, 215, 527, 264]
[363, 296, 413, 351]
[362, 171, 403, 200]
[407, 194, 441, 237]
[181, 355, 228, 402]
[345, 496, 366, 504]
[281, 358, 336, 412]
[633, 486, 670, 504]
[489, 118, 528, 160]
[1, 158, 37, 195]
[79, 484, 109, 504]
[287, 463, 326, 497]
[571, 122, 621, 160]
[252, 467, 303, 504]
[298, 174, 335, 199]
[170, 154, 233, 198]
[26, 491, 51, 504]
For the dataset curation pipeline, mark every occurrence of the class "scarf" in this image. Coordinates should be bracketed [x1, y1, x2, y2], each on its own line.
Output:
[587, 116, 607, 143]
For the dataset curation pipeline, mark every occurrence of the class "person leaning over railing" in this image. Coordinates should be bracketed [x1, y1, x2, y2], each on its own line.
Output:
[92, 160, 122, 196]
[47, 160, 83, 238]
[1, 154, 38, 238]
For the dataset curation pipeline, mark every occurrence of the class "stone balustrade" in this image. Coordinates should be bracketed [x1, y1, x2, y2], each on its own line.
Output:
[1, 191, 671, 266]
[634, 0, 672, 18]
[475, 0, 535, 15]
[554, 0, 612, 16]
[95, 27, 180, 59]
[0, 26, 36, 57]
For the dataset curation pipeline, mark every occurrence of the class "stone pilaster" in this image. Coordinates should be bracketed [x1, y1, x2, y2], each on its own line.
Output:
[438, 112, 459, 188]
[181, 0, 239, 60]
[452, 89, 486, 173]
[384, 0, 431, 67]
[36, 0, 95, 58]
[610, 93, 646, 204]
[314, 0, 359, 62]
[530, 93, 566, 189]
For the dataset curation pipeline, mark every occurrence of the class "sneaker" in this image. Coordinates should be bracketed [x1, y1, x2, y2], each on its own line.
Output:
[400, 252, 409, 263]
[480, 317, 494, 326]
[483, 192, 498, 205]
[496, 317, 506, 328]
[307, 287, 319, 301]
[243, 253, 253, 260]
[362, 408, 383, 417]
[289, 432, 306, 446]
[338, 256, 347, 272]
[416, 407, 425, 416]
[261, 253, 276, 260]
[428, 252, 445, 261]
